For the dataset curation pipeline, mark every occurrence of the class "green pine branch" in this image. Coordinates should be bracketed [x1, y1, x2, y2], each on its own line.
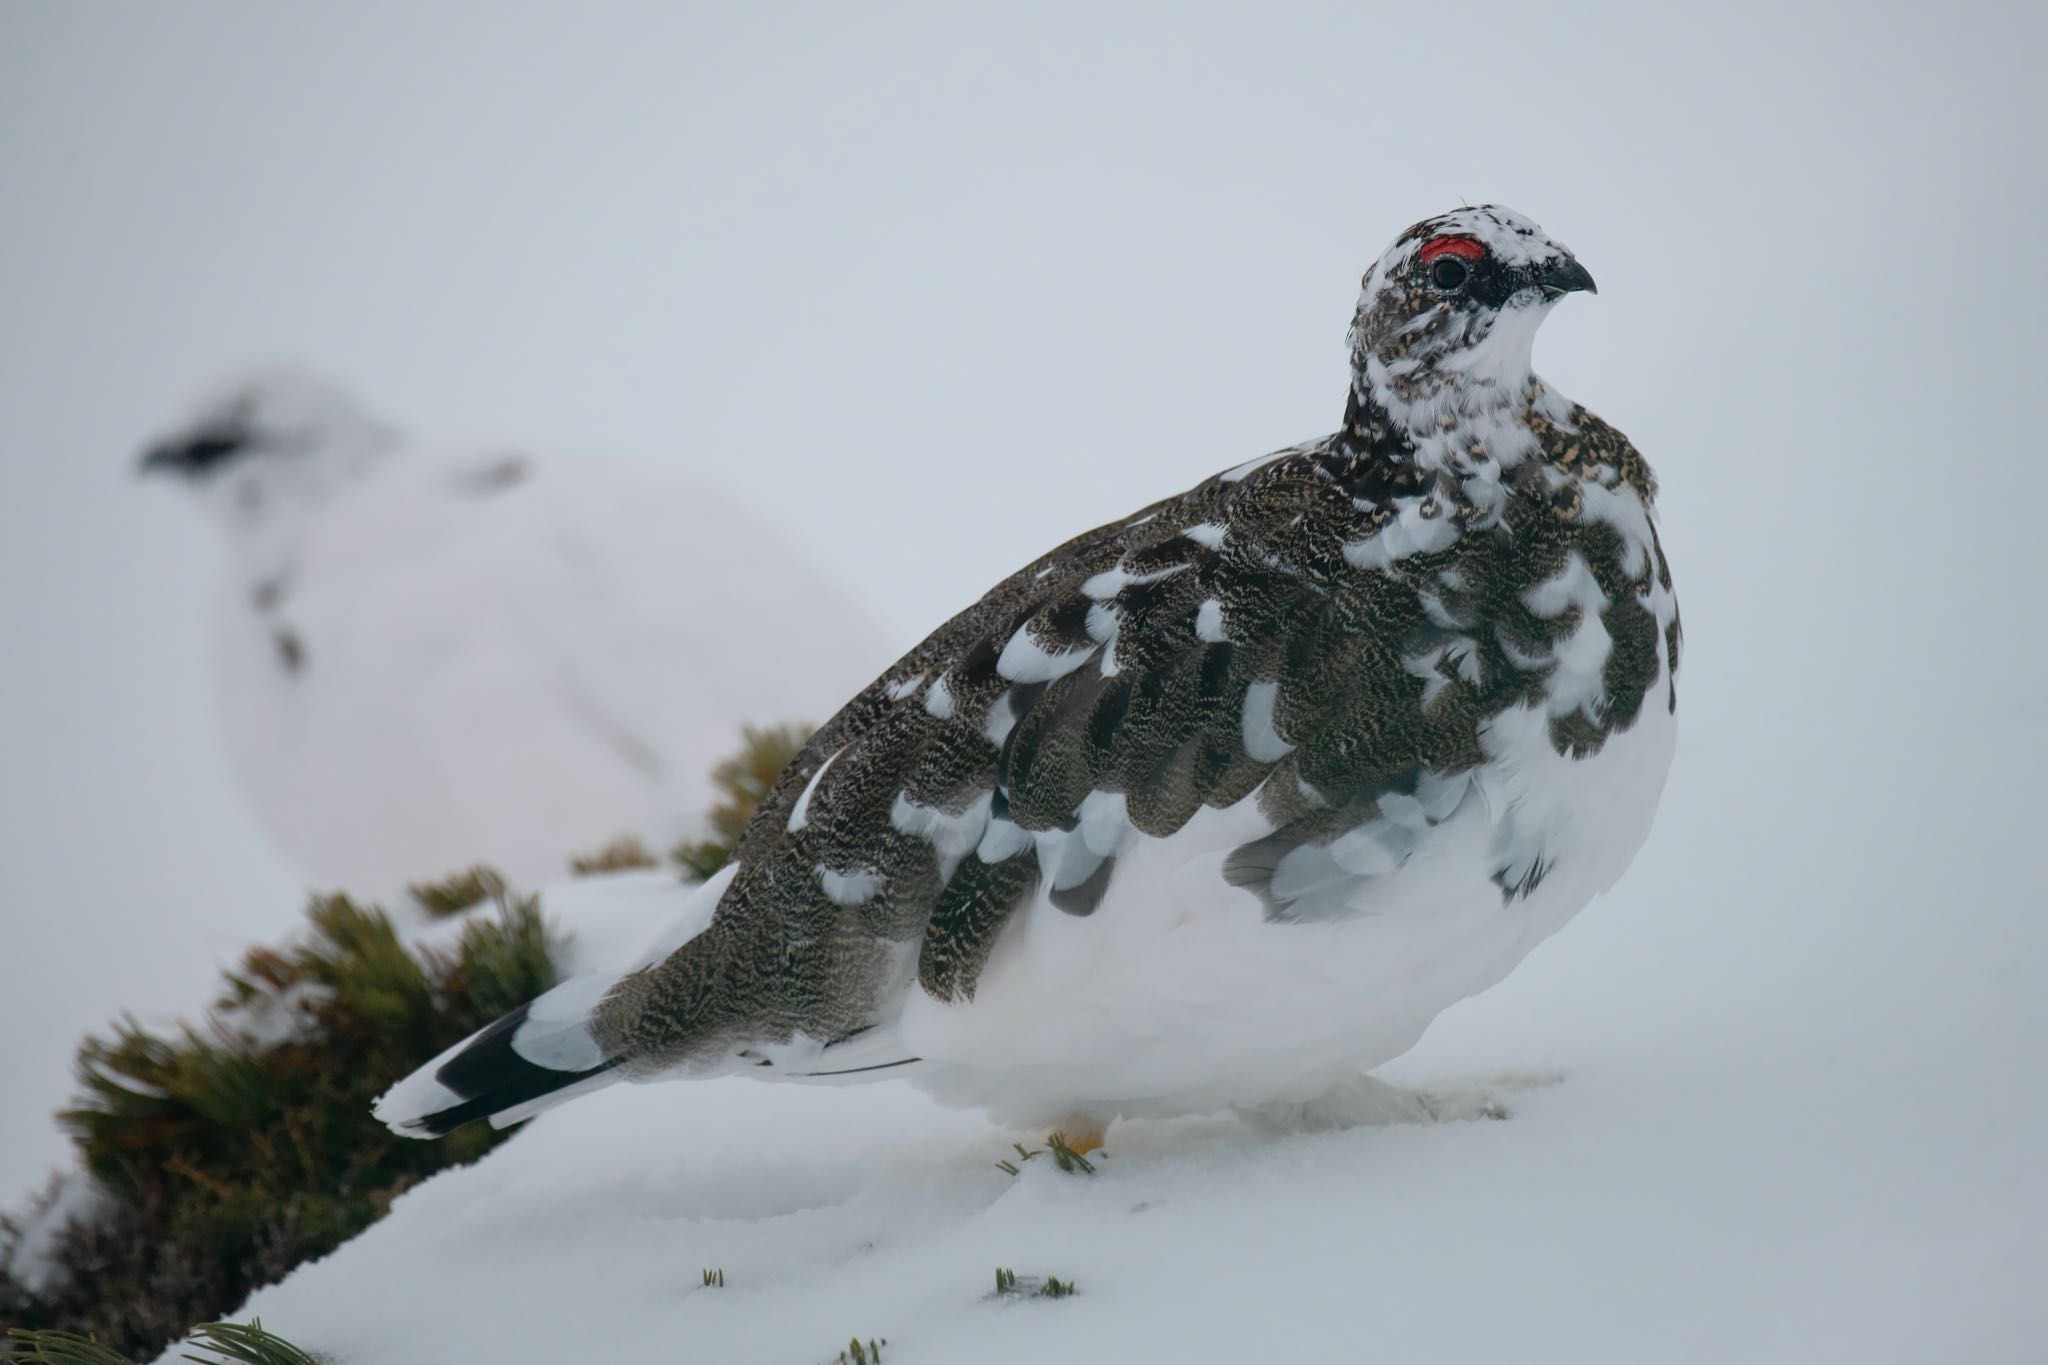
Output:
[5, 880, 554, 1358]
[1, 724, 813, 1359]
[672, 722, 811, 880]
[7, 1317, 317, 1365]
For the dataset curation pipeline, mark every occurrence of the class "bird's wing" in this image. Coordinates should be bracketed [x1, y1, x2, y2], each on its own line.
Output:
[611, 434, 1594, 1069]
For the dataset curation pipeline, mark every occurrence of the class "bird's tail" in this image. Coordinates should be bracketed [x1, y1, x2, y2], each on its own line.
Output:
[376, 864, 737, 1139]
[375, 968, 633, 1138]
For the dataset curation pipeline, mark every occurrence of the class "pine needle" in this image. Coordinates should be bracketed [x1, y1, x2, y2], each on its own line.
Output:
[7, 1318, 321, 1365]
[989, 1266, 1079, 1301]
[568, 836, 660, 876]
[997, 1135, 1099, 1176]
[182, 1318, 321, 1364]
[1044, 1132, 1098, 1175]
[6, 1329, 134, 1364]
[405, 866, 508, 919]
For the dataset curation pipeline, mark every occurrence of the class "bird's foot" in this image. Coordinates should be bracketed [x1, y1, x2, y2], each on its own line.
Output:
[995, 1113, 1109, 1176]
[1047, 1113, 1107, 1157]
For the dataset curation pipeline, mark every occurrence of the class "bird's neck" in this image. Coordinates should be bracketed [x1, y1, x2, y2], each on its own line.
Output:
[204, 440, 391, 580]
[1342, 295, 1558, 473]
[1339, 366, 1549, 477]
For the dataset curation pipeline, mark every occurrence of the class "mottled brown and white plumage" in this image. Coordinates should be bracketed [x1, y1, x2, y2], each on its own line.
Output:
[379, 205, 1680, 1140]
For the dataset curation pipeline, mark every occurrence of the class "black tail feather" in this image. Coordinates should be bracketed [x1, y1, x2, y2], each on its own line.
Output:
[406, 1003, 618, 1137]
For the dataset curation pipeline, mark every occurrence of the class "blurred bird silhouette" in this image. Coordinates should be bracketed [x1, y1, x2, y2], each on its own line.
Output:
[138, 366, 889, 898]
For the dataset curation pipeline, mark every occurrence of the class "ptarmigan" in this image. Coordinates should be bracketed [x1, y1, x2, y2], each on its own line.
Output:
[378, 206, 1680, 1145]
[139, 369, 889, 897]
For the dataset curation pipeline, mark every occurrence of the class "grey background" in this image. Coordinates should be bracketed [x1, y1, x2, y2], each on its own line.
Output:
[1, 0, 2041, 1199]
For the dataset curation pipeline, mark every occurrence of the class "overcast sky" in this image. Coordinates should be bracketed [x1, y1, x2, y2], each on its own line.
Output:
[1, 1, 2042, 1198]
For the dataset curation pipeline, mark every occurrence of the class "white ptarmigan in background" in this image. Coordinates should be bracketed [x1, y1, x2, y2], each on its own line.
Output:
[380, 205, 1680, 1148]
[138, 368, 890, 897]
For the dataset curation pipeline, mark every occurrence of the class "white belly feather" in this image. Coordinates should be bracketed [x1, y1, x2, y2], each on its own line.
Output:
[901, 595, 1679, 1126]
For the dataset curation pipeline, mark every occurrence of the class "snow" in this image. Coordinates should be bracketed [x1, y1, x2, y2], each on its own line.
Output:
[0, 1172, 109, 1300]
[176, 697, 2048, 1363]
[0, 1, 2043, 1359]
[212, 980, 330, 1052]
[166, 834, 2048, 1364]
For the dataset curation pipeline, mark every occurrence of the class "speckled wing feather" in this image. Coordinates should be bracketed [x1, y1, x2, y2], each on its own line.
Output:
[593, 411, 1672, 1075]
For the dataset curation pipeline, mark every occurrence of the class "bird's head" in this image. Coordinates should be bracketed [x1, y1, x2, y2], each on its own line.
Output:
[137, 366, 398, 533]
[1349, 205, 1594, 420]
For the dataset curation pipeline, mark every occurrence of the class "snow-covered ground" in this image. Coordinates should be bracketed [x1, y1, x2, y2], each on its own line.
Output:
[3, 2, 2045, 1360]
[196, 781, 2048, 1365]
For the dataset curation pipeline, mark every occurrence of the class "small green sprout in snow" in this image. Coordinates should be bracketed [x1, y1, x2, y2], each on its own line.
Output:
[997, 1134, 1100, 1176]
[1045, 1131, 1099, 1174]
[990, 1266, 1079, 1301]
[701, 1267, 725, 1288]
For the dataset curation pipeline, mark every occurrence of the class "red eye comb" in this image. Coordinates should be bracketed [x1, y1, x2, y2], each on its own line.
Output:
[1420, 236, 1485, 263]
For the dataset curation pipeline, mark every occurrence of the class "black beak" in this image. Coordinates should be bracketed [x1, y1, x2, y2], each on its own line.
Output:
[1539, 256, 1597, 297]
[137, 441, 187, 476]
[136, 431, 246, 477]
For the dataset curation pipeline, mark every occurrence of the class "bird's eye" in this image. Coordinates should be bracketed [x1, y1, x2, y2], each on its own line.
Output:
[1431, 258, 1469, 291]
